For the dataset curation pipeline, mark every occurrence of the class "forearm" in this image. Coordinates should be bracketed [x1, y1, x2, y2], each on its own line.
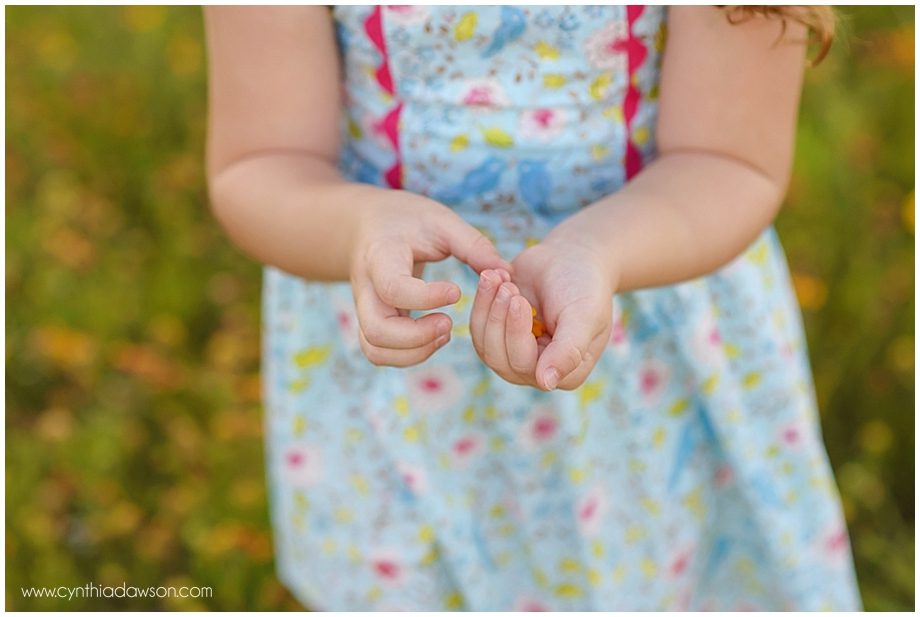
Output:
[207, 151, 376, 281]
[548, 151, 786, 292]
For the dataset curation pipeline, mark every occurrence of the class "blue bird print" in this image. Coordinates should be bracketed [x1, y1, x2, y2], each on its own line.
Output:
[518, 159, 555, 219]
[482, 6, 526, 58]
[668, 419, 699, 493]
[434, 156, 506, 204]
[704, 535, 732, 577]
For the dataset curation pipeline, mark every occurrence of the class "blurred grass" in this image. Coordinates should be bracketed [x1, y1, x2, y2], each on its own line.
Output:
[5, 5, 914, 611]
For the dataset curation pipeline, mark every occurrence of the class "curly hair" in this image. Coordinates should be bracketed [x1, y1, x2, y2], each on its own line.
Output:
[722, 6, 836, 65]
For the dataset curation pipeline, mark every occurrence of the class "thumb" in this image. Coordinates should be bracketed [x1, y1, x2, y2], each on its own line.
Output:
[534, 305, 595, 391]
[438, 215, 512, 275]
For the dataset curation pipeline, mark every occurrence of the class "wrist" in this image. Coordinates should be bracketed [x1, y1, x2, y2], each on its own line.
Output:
[543, 221, 622, 294]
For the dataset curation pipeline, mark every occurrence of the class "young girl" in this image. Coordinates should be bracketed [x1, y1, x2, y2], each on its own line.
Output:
[204, 5, 861, 610]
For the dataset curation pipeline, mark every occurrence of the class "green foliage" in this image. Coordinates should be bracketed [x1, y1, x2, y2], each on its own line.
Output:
[6, 5, 914, 610]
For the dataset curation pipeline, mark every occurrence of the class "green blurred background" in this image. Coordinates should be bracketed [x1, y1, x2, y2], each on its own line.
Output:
[5, 5, 914, 611]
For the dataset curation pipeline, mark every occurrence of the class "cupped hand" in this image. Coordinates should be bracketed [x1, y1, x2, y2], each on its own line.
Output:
[470, 239, 617, 390]
[349, 190, 511, 367]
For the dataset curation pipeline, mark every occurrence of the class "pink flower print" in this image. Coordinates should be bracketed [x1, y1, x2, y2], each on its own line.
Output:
[369, 549, 406, 585]
[669, 550, 691, 577]
[708, 328, 722, 346]
[396, 461, 428, 494]
[584, 20, 630, 71]
[778, 420, 809, 449]
[406, 364, 461, 413]
[281, 444, 324, 488]
[824, 527, 850, 556]
[332, 295, 359, 349]
[638, 359, 669, 403]
[459, 79, 510, 108]
[576, 485, 607, 536]
[385, 5, 431, 26]
[451, 433, 483, 468]
[518, 108, 568, 141]
[713, 464, 734, 488]
[610, 318, 626, 345]
[691, 316, 726, 367]
[514, 596, 550, 611]
[518, 406, 561, 449]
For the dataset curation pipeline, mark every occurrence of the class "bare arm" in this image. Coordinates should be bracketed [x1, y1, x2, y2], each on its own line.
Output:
[204, 6, 375, 281]
[204, 7, 509, 367]
[547, 6, 808, 291]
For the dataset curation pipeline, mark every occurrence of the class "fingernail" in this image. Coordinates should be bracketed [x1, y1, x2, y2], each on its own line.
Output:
[436, 319, 451, 337]
[497, 285, 511, 302]
[544, 368, 560, 390]
[479, 271, 492, 291]
[447, 286, 461, 304]
[510, 297, 521, 316]
[435, 334, 450, 347]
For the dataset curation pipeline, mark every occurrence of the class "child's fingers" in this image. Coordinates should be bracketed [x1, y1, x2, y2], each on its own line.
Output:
[482, 281, 517, 375]
[556, 332, 609, 390]
[357, 326, 450, 367]
[534, 306, 598, 391]
[505, 295, 538, 378]
[470, 269, 503, 357]
[354, 282, 452, 349]
[366, 240, 460, 310]
[438, 215, 513, 275]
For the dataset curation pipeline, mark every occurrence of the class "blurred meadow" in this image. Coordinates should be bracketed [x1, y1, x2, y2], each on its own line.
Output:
[5, 5, 915, 611]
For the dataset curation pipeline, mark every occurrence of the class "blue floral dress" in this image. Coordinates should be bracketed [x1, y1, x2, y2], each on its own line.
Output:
[261, 5, 861, 610]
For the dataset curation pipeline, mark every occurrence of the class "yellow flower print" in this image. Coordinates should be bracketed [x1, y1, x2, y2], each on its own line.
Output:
[450, 134, 469, 152]
[633, 126, 650, 146]
[558, 556, 581, 573]
[668, 397, 689, 416]
[418, 524, 435, 543]
[347, 117, 362, 140]
[655, 22, 668, 53]
[403, 424, 420, 442]
[702, 373, 720, 395]
[683, 487, 705, 520]
[625, 524, 645, 543]
[482, 126, 514, 148]
[579, 380, 604, 408]
[587, 568, 602, 587]
[293, 344, 330, 368]
[292, 415, 307, 436]
[591, 540, 605, 558]
[742, 371, 762, 389]
[554, 583, 583, 599]
[454, 12, 477, 41]
[641, 558, 658, 578]
[591, 144, 611, 160]
[535, 40, 561, 59]
[640, 496, 661, 515]
[444, 592, 464, 610]
[394, 395, 409, 417]
[589, 72, 613, 101]
[542, 73, 567, 88]
[350, 474, 369, 495]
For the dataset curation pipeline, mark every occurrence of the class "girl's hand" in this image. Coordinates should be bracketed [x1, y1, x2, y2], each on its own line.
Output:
[470, 238, 617, 390]
[350, 190, 511, 367]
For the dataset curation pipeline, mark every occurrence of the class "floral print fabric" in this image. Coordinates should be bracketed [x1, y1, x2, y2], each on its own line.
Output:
[262, 5, 861, 610]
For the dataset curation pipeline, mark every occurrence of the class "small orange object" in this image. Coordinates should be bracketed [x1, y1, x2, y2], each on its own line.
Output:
[531, 306, 545, 337]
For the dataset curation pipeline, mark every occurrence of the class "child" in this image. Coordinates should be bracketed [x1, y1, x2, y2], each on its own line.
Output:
[204, 5, 861, 610]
